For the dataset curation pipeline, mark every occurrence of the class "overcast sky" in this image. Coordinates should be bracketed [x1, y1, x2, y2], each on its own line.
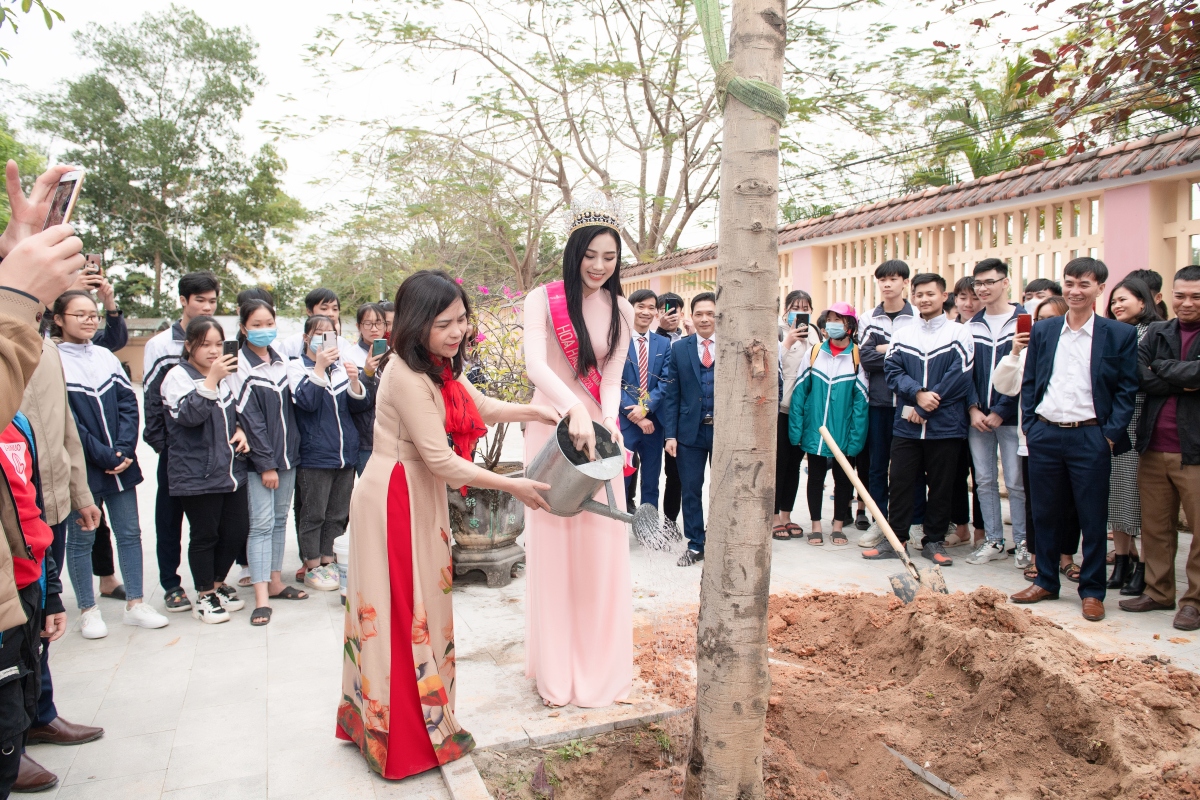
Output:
[1, 0, 1046, 250]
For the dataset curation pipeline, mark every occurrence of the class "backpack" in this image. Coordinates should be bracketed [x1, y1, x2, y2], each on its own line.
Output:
[810, 342, 859, 370]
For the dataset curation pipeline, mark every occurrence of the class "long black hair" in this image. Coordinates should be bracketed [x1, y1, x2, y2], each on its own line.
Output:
[181, 316, 225, 363]
[1106, 277, 1161, 325]
[562, 225, 625, 377]
[386, 270, 472, 385]
[237, 299, 275, 347]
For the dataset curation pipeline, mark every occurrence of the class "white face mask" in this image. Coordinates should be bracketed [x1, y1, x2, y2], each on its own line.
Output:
[1026, 297, 1043, 319]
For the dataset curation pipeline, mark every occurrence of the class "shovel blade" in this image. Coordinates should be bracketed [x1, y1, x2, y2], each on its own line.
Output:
[888, 565, 949, 603]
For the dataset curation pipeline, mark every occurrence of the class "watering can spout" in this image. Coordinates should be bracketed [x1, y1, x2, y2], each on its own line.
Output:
[581, 497, 633, 525]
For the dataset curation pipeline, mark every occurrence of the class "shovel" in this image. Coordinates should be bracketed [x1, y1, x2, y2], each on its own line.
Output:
[818, 425, 948, 603]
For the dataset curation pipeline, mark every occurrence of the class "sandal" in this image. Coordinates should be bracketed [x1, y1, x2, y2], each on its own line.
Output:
[830, 529, 848, 546]
[99, 584, 126, 600]
[270, 585, 308, 600]
[1060, 562, 1081, 583]
[807, 531, 824, 546]
[785, 523, 803, 538]
[772, 525, 791, 541]
[250, 607, 272, 626]
[1023, 563, 1038, 582]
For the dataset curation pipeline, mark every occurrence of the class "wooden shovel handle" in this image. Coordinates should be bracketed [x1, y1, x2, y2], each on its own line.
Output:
[817, 426, 920, 579]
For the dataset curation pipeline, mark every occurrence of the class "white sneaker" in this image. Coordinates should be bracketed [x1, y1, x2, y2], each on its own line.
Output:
[304, 566, 339, 592]
[966, 540, 1007, 565]
[215, 585, 245, 612]
[123, 602, 169, 629]
[80, 606, 108, 639]
[1013, 542, 1032, 569]
[191, 593, 230, 624]
[858, 524, 884, 548]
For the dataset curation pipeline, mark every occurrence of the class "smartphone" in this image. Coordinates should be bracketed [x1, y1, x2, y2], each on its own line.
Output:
[43, 170, 84, 229]
[371, 338, 387, 356]
[222, 340, 239, 358]
[663, 301, 677, 315]
[1016, 313, 1032, 334]
[324, 332, 338, 350]
[83, 254, 102, 275]
[789, 312, 810, 329]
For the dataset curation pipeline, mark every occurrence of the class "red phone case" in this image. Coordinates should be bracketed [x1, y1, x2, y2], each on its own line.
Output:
[1016, 314, 1032, 334]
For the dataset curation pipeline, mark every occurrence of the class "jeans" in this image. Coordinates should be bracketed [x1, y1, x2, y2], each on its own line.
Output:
[676, 425, 713, 553]
[1027, 422, 1110, 600]
[36, 522, 67, 729]
[247, 468, 297, 585]
[622, 420, 664, 509]
[297, 467, 355, 562]
[155, 450, 186, 591]
[952, 439, 983, 528]
[355, 449, 372, 478]
[866, 406, 893, 516]
[181, 487, 250, 593]
[887, 437, 960, 546]
[66, 487, 144, 610]
[968, 425, 1026, 546]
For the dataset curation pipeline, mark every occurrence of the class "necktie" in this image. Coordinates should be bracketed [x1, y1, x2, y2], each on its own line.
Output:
[701, 339, 713, 368]
[637, 337, 648, 392]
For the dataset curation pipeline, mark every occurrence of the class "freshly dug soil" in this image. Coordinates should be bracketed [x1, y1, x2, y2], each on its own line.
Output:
[620, 588, 1200, 799]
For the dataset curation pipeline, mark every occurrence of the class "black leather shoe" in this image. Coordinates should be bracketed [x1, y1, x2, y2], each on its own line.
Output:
[1121, 558, 1146, 596]
[1107, 554, 1131, 589]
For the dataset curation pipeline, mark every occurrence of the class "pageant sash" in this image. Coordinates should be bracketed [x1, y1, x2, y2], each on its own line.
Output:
[545, 280, 603, 407]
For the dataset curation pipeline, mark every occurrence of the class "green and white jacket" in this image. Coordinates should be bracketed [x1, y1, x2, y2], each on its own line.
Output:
[787, 341, 869, 458]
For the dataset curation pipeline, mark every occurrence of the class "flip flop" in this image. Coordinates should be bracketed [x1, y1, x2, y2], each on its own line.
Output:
[830, 530, 849, 546]
[269, 586, 308, 600]
[772, 525, 791, 541]
[785, 523, 803, 538]
[250, 607, 272, 626]
[807, 531, 824, 546]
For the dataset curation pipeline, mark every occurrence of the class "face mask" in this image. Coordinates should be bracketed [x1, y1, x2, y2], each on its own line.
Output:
[246, 328, 277, 347]
[826, 322, 847, 340]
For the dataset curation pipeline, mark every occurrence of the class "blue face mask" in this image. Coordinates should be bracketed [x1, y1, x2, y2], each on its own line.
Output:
[825, 322, 847, 341]
[246, 328, 277, 348]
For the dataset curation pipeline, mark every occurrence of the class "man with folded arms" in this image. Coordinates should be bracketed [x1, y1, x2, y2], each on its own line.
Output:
[1119, 266, 1200, 629]
[1012, 257, 1138, 622]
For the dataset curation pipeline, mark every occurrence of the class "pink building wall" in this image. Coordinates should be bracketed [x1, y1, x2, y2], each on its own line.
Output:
[1101, 183, 1151, 293]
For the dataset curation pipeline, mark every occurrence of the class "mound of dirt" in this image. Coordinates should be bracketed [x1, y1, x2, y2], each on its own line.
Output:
[629, 588, 1200, 799]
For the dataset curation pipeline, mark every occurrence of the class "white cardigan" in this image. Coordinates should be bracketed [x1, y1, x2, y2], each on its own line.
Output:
[990, 349, 1027, 455]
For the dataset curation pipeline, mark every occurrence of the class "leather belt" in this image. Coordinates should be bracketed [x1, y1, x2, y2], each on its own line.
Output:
[1036, 415, 1098, 428]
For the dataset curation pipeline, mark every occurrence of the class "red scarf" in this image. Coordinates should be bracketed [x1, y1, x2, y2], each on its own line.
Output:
[439, 364, 487, 466]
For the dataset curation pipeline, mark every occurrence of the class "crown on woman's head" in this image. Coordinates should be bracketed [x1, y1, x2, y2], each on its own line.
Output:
[562, 190, 626, 237]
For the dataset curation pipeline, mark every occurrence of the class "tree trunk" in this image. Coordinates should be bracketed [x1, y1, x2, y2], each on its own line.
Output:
[683, 0, 785, 797]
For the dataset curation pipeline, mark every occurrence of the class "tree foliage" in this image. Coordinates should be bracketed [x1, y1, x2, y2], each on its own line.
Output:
[0, 114, 45, 227]
[34, 5, 305, 313]
[0, 0, 63, 63]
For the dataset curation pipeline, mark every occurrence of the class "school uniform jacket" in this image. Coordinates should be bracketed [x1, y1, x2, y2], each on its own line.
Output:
[965, 303, 1025, 424]
[287, 355, 372, 470]
[342, 340, 380, 451]
[227, 344, 300, 475]
[787, 341, 869, 457]
[859, 301, 915, 407]
[141, 321, 184, 453]
[619, 331, 672, 432]
[161, 362, 246, 496]
[884, 314, 975, 440]
[58, 341, 144, 499]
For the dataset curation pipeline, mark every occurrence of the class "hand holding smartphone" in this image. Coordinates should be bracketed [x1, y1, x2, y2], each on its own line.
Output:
[43, 171, 84, 230]
[371, 338, 388, 357]
[1016, 313, 1032, 334]
[222, 340, 239, 358]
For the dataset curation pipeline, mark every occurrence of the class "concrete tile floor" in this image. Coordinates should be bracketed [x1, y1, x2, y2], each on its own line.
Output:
[33, 415, 1199, 798]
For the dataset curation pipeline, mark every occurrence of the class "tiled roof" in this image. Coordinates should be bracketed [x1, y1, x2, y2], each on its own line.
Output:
[623, 125, 1200, 280]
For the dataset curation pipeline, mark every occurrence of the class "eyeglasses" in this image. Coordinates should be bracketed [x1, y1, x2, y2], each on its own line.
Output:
[974, 277, 1007, 289]
[359, 320, 386, 330]
[63, 313, 100, 322]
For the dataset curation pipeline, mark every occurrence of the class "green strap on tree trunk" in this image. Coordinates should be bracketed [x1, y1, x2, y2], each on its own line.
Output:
[692, 0, 788, 125]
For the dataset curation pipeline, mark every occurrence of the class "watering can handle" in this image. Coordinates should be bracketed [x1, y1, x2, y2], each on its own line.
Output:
[817, 426, 920, 581]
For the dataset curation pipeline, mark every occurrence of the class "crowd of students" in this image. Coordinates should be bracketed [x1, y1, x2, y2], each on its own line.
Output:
[622, 257, 1200, 633]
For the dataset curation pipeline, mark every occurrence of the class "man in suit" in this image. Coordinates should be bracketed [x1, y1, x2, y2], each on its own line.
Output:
[653, 292, 689, 522]
[662, 292, 717, 567]
[621, 289, 673, 509]
[1012, 257, 1138, 622]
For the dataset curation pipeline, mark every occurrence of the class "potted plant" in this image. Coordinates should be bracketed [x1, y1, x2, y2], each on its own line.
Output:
[446, 286, 532, 587]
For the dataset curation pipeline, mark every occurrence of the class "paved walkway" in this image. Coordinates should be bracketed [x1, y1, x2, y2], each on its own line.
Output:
[32, 412, 1200, 798]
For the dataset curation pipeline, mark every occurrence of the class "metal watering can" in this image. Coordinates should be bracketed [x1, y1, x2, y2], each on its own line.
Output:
[525, 419, 676, 549]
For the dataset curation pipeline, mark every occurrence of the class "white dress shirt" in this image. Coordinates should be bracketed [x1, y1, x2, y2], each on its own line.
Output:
[696, 334, 716, 366]
[1035, 313, 1096, 423]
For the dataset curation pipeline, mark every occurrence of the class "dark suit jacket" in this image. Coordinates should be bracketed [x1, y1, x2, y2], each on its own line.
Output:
[1020, 313, 1139, 454]
[619, 331, 673, 430]
[660, 334, 712, 448]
